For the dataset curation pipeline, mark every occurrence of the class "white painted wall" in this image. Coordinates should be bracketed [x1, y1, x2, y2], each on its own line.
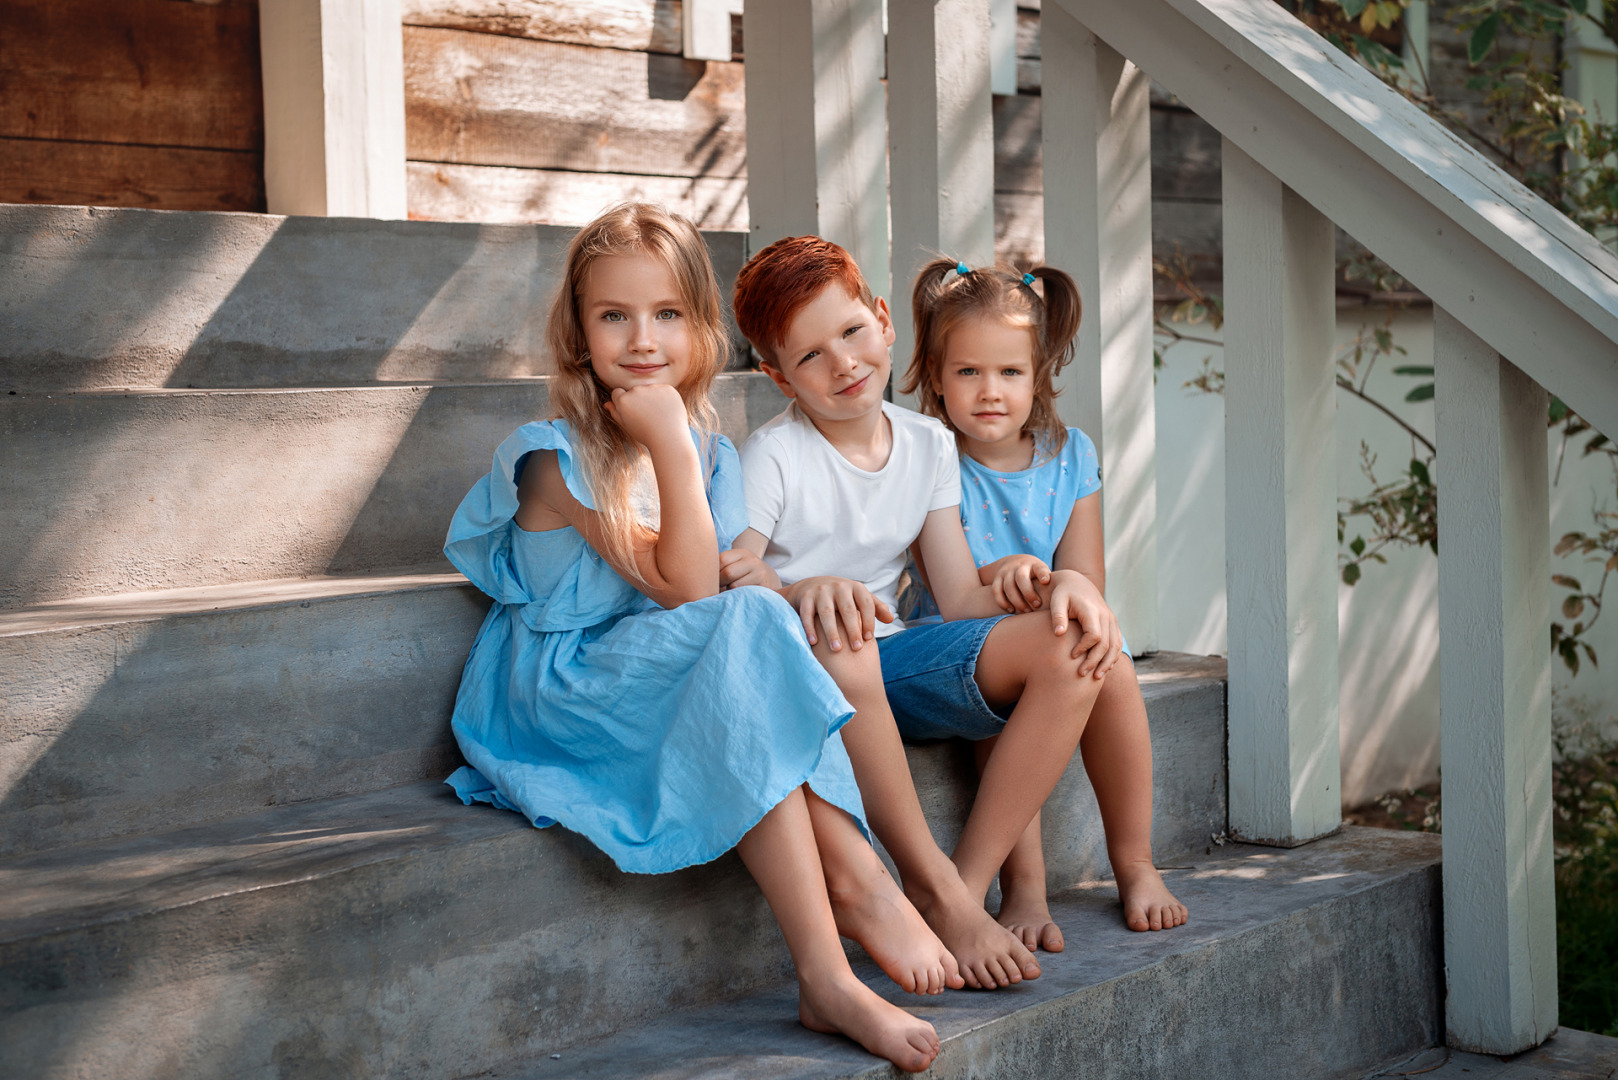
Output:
[1154, 305, 1618, 805]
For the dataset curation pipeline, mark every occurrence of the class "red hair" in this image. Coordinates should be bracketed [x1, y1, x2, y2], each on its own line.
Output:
[732, 235, 876, 364]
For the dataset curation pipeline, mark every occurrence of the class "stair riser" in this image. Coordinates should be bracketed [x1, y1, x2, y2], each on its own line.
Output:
[0, 817, 789, 1080]
[0, 374, 785, 608]
[0, 205, 748, 390]
[0, 584, 487, 858]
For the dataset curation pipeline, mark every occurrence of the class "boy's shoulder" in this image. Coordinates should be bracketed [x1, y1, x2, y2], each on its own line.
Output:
[739, 402, 806, 458]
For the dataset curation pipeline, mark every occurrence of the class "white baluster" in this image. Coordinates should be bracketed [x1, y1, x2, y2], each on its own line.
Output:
[1041, 9, 1159, 652]
[888, 0, 996, 402]
[1221, 139, 1341, 845]
[743, 0, 890, 303]
[1432, 309, 1558, 1053]
[259, 0, 407, 218]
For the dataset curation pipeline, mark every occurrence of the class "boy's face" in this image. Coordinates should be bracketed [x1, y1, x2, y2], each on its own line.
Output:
[762, 282, 895, 424]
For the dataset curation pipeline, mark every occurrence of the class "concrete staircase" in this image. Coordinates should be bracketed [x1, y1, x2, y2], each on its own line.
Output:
[1, 205, 1444, 1079]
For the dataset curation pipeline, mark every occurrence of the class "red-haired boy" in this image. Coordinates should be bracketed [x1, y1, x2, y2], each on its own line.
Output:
[720, 236, 1186, 989]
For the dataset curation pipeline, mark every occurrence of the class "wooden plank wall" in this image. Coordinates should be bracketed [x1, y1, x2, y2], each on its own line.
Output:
[401, 0, 748, 228]
[0, 0, 265, 212]
[0, 0, 1224, 293]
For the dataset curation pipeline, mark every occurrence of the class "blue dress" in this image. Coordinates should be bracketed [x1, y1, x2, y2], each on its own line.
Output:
[442, 420, 867, 874]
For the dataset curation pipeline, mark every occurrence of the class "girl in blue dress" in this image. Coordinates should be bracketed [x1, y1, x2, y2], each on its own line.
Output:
[442, 204, 950, 1072]
[899, 258, 1188, 951]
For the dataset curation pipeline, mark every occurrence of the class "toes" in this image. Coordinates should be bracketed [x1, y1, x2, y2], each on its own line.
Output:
[943, 955, 965, 990]
[1041, 922, 1066, 953]
[1017, 925, 1038, 952]
[963, 963, 986, 989]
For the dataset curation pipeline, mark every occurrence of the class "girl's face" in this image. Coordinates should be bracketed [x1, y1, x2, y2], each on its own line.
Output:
[578, 253, 694, 392]
[937, 315, 1038, 452]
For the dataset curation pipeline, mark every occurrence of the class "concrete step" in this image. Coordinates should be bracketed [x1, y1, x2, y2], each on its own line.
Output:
[0, 562, 1223, 868]
[0, 372, 787, 608]
[485, 829, 1443, 1080]
[0, 204, 749, 391]
[0, 807, 1440, 1080]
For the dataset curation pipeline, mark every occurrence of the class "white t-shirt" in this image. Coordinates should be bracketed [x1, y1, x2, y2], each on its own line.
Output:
[741, 401, 960, 637]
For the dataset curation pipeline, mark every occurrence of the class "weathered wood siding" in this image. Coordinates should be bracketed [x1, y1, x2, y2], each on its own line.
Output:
[0, 0, 265, 212]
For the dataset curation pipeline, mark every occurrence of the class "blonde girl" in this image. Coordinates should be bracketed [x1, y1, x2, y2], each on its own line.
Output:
[443, 204, 953, 1072]
[900, 257, 1188, 946]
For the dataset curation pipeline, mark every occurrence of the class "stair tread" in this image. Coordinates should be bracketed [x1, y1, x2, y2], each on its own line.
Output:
[485, 827, 1443, 1079]
[0, 779, 512, 943]
[0, 571, 470, 635]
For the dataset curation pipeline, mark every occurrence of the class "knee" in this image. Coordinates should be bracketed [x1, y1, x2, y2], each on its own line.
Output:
[814, 634, 884, 696]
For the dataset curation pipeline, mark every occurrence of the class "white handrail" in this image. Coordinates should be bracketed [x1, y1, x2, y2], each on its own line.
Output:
[1056, 0, 1618, 442]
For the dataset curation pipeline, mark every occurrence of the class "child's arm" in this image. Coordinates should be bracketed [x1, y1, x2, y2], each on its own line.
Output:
[915, 508, 1115, 676]
[978, 555, 1053, 614]
[517, 384, 719, 608]
[1050, 491, 1105, 595]
[730, 528, 893, 651]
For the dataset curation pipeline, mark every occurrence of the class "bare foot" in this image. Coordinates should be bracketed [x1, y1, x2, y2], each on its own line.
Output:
[799, 971, 941, 1073]
[829, 863, 964, 995]
[908, 879, 1042, 990]
[995, 875, 1065, 953]
[1115, 860, 1188, 931]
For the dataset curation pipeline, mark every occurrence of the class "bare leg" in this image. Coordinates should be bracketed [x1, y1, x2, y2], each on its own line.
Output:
[802, 787, 957, 995]
[953, 613, 1105, 907]
[1077, 657, 1187, 931]
[972, 738, 1064, 953]
[812, 631, 1038, 990]
[736, 787, 940, 1072]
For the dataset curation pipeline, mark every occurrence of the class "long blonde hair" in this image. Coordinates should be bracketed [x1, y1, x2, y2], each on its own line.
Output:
[547, 203, 728, 582]
[900, 258, 1082, 463]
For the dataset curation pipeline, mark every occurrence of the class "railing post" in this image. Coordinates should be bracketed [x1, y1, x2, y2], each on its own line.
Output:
[258, 0, 407, 218]
[887, 0, 996, 402]
[1432, 309, 1558, 1053]
[743, 0, 890, 302]
[1220, 139, 1341, 846]
[1040, 10, 1159, 652]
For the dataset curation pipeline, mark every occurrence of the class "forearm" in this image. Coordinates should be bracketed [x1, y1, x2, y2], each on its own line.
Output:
[647, 439, 719, 600]
[935, 580, 1013, 621]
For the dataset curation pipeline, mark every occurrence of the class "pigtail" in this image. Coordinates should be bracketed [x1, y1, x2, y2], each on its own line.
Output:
[900, 256, 969, 420]
[1024, 265, 1082, 462]
[1028, 266, 1081, 376]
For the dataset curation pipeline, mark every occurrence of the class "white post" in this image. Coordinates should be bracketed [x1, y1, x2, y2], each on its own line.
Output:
[743, 0, 890, 303]
[989, 0, 1018, 97]
[888, 0, 996, 403]
[259, 0, 407, 218]
[1220, 139, 1341, 846]
[1432, 309, 1558, 1054]
[1401, 0, 1431, 94]
[684, 0, 742, 62]
[1041, 8, 1159, 653]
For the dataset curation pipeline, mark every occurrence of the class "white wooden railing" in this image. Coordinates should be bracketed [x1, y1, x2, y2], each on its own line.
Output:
[745, 0, 1618, 1055]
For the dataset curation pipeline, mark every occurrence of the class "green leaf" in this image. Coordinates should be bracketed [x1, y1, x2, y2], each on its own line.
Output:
[1570, 0, 1589, 14]
[1406, 383, 1435, 402]
[1351, 536, 1367, 556]
[1565, 595, 1588, 619]
[1392, 365, 1435, 376]
[1549, 396, 1570, 422]
[1584, 642, 1599, 669]
[1410, 459, 1433, 486]
[1339, 0, 1369, 18]
[1342, 563, 1362, 586]
[1470, 12, 1501, 65]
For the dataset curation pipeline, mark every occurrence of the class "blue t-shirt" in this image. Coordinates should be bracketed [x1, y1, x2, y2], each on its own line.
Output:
[958, 427, 1100, 568]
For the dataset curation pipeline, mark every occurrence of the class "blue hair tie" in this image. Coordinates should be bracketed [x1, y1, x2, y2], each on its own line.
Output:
[955, 261, 970, 277]
[1022, 272, 1036, 286]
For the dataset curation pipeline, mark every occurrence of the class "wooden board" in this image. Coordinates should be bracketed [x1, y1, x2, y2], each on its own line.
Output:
[404, 26, 746, 178]
[994, 94, 1224, 203]
[0, 138, 265, 212]
[406, 160, 746, 229]
[0, 0, 262, 150]
[402, 0, 740, 58]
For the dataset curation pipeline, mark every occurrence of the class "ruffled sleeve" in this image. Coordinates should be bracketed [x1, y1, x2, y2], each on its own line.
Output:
[444, 420, 595, 603]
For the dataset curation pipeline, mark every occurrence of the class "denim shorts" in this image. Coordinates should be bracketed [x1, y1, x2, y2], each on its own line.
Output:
[877, 615, 1012, 742]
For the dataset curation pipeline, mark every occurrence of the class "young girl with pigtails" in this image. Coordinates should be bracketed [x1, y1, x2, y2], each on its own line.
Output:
[441, 203, 953, 1073]
[900, 257, 1188, 947]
